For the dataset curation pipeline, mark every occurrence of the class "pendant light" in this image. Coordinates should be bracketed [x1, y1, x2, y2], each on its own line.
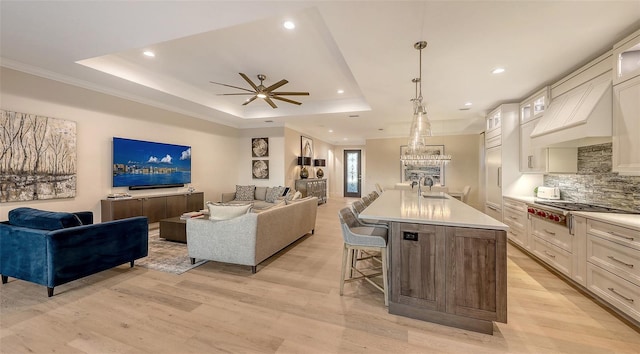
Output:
[401, 41, 452, 167]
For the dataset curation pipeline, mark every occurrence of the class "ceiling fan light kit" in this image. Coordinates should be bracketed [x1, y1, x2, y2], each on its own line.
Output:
[210, 73, 309, 108]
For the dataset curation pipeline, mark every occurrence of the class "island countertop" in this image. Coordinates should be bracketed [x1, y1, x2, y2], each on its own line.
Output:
[360, 189, 508, 231]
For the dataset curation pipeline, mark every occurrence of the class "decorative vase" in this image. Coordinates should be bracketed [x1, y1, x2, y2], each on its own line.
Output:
[300, 167, 309, 179]
[316, 168, 324, 178]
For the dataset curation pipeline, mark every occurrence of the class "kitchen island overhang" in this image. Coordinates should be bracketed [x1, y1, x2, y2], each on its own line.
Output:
[360, 190, 509, 335]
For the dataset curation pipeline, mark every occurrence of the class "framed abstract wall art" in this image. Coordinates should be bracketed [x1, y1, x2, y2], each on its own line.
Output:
[1, 110, 77, 202]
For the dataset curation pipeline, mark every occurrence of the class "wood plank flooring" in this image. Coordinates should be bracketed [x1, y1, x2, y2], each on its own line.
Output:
[1, 197, 639, 353]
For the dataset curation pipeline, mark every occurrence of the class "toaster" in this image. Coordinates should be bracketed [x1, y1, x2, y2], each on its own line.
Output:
[536, 186, 560, 200]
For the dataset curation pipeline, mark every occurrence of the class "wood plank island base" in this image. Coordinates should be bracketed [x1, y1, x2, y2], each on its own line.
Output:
[360, 190, 508, 334]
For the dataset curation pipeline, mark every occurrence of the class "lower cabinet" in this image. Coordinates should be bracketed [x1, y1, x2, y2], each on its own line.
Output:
[101, 192, 204, 223]
[389, 222, 507, 334]
[503, 197, 529, 249]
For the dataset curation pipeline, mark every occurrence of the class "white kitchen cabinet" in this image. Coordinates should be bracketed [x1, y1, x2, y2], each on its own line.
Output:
[484, 103, 534, 222]
[503, 197, 529, 249]
[520, 87, 549, 124]
[613, 28, 640, 85]
[612, 75, 640, 176]
[520, 118, 546, 172]
[520, 119, 578, 173]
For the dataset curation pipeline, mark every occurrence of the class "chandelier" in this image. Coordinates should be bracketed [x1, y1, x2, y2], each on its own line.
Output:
[401, 41, 452, 167]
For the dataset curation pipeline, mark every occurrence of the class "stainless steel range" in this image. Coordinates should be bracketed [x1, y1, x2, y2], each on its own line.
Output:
[527, 200, 639, 227]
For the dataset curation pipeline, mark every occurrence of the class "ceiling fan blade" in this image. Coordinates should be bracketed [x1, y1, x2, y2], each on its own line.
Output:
[264, 97, 278, 109]
[209, 81, 254, 93]
[239, 73, 259, 91]
[271, 96, 302, 105]
[242, 96, 258, 106]
[272, 91, 310, 96]
[217, 93, 256, 96]
[265, 79, 288, 92]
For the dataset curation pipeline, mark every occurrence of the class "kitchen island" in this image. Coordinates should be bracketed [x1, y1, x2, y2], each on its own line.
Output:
[360, 190, 509, 334]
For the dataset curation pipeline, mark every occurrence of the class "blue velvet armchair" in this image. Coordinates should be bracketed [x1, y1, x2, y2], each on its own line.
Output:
[0, 207, 149, 297]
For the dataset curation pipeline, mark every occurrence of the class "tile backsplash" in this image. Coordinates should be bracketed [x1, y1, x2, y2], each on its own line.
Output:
[544, 143, 640, 212]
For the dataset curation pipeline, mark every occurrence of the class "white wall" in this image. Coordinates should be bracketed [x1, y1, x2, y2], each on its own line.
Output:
[0, 68, 240, 221]
[237, 127, 286, 187]
[365, 135, 484, 210]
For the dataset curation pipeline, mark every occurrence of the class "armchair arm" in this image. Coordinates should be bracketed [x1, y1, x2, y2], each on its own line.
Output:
[221, 192, 236, 203]
[73, 211, 93, 225]
[187, 214, 258, 266]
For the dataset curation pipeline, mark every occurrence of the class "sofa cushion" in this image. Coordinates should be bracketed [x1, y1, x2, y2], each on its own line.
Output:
[255, 186, 268, 201]
[265, 186, 285, 203]
[235, 185, 255, 201]
[8, 207, 83, 231]
[207, 202, 252, 221]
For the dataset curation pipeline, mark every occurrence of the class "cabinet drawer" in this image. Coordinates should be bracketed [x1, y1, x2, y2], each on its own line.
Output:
[503, 208, 527, 230]
[531, 218, 572, 252]
[532, 236, 572, 276]
[587, 234, 640, 286]
[507, 228, 527, 248]
[587, 263, 640, 323]
[587, 219, 640, 249]
[503, 198, 527, 213]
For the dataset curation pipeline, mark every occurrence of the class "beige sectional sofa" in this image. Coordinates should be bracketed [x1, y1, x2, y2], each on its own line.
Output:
[186, 197, 318, 273]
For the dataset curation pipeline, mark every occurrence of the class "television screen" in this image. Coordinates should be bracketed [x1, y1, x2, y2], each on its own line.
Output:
[112, 137, 191, 188]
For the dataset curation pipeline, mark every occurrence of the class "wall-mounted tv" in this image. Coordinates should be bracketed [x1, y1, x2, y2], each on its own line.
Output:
[112, 137, 191, 190]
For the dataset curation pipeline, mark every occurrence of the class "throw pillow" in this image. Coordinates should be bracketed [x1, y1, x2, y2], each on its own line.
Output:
[255, 186, 268, 201]
[235, 185, 255, 201]
[8, 207, 83, 231]
[207, 202, 252, 221]
[291, 191, 302, 200]
[265, 186, 285, 203]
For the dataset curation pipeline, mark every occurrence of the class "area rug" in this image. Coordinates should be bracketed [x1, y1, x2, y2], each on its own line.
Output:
[135, 228, 207, 274]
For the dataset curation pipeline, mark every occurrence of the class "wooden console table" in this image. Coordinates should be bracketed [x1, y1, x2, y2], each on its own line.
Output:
[101, 192, 204, 223]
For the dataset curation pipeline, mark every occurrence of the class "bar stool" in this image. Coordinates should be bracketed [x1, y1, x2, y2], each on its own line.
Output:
[375, 183, 384, 194]
[362, 195, 373, 206]
[338, 207, 389, 306]
[351, 199, 387, 227]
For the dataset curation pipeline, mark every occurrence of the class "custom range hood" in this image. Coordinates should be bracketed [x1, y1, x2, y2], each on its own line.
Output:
[530, 73, 612, 147]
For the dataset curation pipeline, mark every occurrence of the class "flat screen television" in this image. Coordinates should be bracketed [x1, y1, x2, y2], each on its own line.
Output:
[112, 137, 191, 190]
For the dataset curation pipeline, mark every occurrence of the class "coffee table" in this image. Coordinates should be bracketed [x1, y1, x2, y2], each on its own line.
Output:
[159, 216, 187, 243]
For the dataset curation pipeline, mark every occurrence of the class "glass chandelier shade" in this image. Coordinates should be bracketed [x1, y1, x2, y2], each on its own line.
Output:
[401, 41, 452, 167]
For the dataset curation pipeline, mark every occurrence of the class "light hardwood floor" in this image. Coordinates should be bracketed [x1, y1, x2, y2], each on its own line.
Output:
[1, 197, 639, 353]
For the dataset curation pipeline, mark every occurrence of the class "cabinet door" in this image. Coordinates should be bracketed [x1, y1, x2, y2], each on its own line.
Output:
[142, 197, 166, 223]
[613, 75, 640, 175]
[485, 146, 502, 219]
[166, 195, 187, 217]
[520, 119, 545, 172]
[390, 222, 446, 311]
[111, 199, 143, 220]
[446, 227, 507, 323]
[186, 192, 204, 212]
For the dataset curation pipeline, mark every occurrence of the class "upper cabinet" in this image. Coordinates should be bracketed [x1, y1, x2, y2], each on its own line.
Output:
[612, 29, 640, 176]
[485, 107, 502, 149]
[520, 87, 549, 124]
[519, 87, 550, 173]
[613, 29, 640, 85]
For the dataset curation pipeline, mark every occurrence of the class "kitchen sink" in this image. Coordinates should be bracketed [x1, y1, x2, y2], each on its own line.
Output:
[422, 192, 448, 199]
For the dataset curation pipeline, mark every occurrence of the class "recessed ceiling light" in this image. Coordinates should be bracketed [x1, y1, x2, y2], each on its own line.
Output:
[491, 67, 505, 74]
[329, 129, 334, 133]
[343, 138, 348, 141]
[464, 102, 472, 106]
[337, 89, 344, 94]
[283, 21, 295, 30]
[143, 51, 155, 57]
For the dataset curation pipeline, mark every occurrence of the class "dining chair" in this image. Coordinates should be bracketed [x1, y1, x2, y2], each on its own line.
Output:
[338, 207, 389, 306]
[461, 185, 471, 203]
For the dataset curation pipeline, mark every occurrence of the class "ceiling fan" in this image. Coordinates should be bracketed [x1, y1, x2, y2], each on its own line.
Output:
[210, 73, 309, 108]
